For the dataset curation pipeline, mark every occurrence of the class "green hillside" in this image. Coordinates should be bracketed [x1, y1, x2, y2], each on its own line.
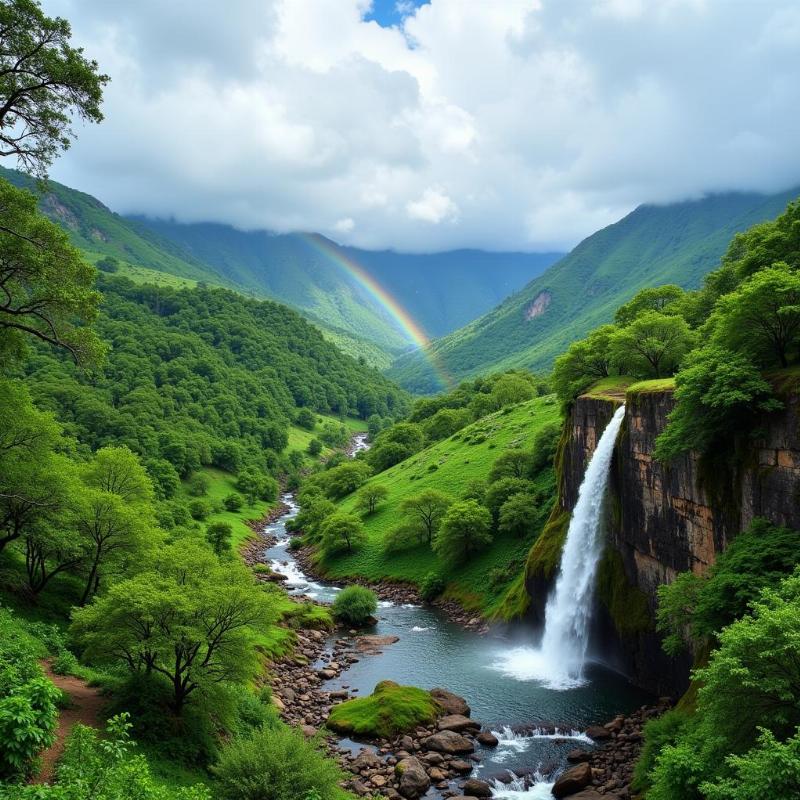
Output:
[133, 220, 561, 342]
[316, 395, 560, 616]
[390, 188, 800, 392]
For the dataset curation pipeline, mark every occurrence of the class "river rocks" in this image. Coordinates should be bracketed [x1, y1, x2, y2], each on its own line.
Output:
[449, 759, 474, 774]
[395, 757, 430, 799]
[430, 688, 471, 717]
[552, 763, 593, 798]
[462, 777, 492, 797]
[437, 714, 480, 732]
[567, 748, 592, 763]
[585, 725, 612, 740]
[476, 731, 499, 747]
[423, 730, 475, 754]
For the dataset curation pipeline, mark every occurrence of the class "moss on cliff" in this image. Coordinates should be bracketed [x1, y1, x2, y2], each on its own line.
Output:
[491, 571, 530, 621]
[525, 505, 570, 582]
[596, 548, 652, 636]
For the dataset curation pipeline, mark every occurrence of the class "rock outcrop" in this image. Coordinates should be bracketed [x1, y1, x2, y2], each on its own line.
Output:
[530, 386, 800, 694]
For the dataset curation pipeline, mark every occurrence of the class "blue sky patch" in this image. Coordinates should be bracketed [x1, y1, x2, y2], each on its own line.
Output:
[363, 0, 430, 28]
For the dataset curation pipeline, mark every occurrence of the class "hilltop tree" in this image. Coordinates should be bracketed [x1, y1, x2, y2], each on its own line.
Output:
[609, 311, 694, 378]
[0, 0, 108, 176]
[400, 489, 452, 544]
[552, 324, 617, 405]
[433, 500, 492, 563]
[710, 263, 800, 368]
[614, 285, 685, 326]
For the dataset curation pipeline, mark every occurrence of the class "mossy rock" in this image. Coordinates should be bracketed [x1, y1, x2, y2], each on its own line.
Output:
[326, 681, 441, 738]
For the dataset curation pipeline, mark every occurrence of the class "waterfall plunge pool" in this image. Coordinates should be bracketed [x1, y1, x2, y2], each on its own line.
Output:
[263, 488, 651, 796]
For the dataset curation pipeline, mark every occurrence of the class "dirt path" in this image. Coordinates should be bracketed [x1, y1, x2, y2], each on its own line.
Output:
[34, 661, 105, 784]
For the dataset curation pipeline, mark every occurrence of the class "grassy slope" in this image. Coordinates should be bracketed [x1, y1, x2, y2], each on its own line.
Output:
[390, 188, 800, 393]
[320, 396, 560, 616]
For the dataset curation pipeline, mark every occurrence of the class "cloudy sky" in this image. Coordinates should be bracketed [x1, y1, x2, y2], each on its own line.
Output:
[42, 0, 800, 253]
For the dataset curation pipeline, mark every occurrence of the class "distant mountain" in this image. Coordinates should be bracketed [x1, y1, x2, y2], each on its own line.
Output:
[389, 187, 800, 393]
[131, 218, 561, 341]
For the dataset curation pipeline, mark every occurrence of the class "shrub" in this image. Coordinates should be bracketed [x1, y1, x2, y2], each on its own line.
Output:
[326, 681, 440, 738]
[206, 521, 234, 556]
[307, 438, 322, 457]
[295, 408, 317, 431]
[419, 572, 446, 602]
[189, 498, 212, 521]
[331, 586, 377, 627]
[213, 725, 346, 800]
[223, 492, 243, 512]
[188, 473, 211, 497]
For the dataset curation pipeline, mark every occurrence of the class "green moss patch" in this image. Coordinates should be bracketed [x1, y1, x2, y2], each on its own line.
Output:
[525, 506, 569, 581]
[582, 376, 636, 402]
[326, 681, 441, 738]
[595, 549, 652, 635]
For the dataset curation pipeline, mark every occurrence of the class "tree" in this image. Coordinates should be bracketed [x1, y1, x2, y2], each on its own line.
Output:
[710, 264, 800, 368]
[206, 521, 233, 556]
[422, 408, 471, 442]
[552, 325, 617, 406]
[609, 311, 695, 378]
[82, 446, 154, 505]
[74, 487, 153, 605]
[320, 513, 366, 555]
[0, 0, 108, 176]
[22, 517, 84, 595]
[223, 492, 243, 512]
[614, 285, 685, 326]
[400, 490, 452, 544]
[355, 483, 388, 516]
[71, 543, 275, 714]
[319, 461, 371, 499]
[491, 373, 534, 408]
[484, 477, 535, 522]
[96, 255, 119, 273]
[307, 438, 322, 457]
[188, 473, 210, 497]
[295, 408, 316, 431]
[498, 492, 540, 538]
[648, 570, 800, 800]
[433, 500, 492, 563]
[0, 180, 103, 362]
[654, 346, 782, 461]
[488, 448, 536, 482]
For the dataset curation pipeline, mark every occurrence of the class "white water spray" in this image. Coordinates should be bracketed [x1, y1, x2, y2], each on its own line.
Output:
[493, 405, 626, 690]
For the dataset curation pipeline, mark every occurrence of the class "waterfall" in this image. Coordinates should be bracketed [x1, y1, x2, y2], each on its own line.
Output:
[492, 405, 626, 690]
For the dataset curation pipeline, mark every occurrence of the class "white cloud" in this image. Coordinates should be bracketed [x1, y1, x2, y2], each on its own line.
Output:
[406, 187, 459, 224]
[37, 0, 800, 252]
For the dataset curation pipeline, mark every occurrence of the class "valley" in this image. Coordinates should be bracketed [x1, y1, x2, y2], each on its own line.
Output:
[2, 4, 800, 800]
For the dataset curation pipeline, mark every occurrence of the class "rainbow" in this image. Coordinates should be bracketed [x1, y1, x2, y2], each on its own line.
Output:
[301, 233, 453, 390]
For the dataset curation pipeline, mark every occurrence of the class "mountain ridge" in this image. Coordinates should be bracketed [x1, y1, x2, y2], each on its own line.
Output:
[388, 186, 800, 392]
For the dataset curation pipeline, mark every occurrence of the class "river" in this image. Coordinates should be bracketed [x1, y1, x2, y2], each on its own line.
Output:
[262, 494, 651, 798]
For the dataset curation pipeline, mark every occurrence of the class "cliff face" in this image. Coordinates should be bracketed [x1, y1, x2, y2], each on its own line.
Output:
[546, 388, 800, 695]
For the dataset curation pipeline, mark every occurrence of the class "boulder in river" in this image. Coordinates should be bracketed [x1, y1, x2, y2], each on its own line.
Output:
[430, 687, 471, 717]
[437, 714, 480, 733]
[395, 756, 431, 799]
[476, 731, 499, 747]
[585, 725, 612, 740]
[552, 762, 593, 798]
[462, 777, 492, 797]
[423, 730, 475, 755]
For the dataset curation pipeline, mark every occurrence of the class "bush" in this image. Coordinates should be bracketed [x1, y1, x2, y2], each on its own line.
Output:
[331, 586, 377, 627]
[188, 473, 211, 497]
[419, 572, 446, 602]
[213, 725, 346, 800]
[206, 521, 234, 556]
[326, 681, 440, 738]
[307, 438, 322, 457]
[223, 492, 243, 512]
[189, 498, 212, 520]
[295, 408, 317, 431]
